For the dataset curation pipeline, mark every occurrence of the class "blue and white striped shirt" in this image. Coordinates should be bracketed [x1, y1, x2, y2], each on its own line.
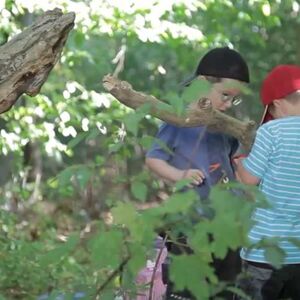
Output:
[241, 116, 300, 264]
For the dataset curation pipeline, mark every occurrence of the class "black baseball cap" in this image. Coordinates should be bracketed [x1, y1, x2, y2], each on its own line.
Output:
[182, 47, 250, 86]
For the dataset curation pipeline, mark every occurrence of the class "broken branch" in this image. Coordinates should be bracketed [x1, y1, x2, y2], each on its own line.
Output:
[0, 8, 75, 114]
[103, 75, 256, 151]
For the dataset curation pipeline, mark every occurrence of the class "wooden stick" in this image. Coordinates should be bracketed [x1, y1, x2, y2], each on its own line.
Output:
[103, 75, 256, 151]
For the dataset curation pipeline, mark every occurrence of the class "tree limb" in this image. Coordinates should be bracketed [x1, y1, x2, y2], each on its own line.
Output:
[0, 8, 75, 114]
[103, 75, 256, 151]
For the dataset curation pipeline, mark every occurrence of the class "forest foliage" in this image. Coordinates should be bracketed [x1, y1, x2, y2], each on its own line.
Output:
[0, 0, 299, 299]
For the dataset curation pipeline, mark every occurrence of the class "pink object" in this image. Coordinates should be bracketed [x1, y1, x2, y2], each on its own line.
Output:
[134, 247, 168, 300]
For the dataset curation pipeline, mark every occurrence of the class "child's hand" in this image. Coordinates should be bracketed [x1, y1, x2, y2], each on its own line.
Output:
[232, 154, 247, 164]
[181, 169, 205, 186]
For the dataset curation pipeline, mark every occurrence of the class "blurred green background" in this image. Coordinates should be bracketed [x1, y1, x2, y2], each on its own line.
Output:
[1, 0, 299, 196]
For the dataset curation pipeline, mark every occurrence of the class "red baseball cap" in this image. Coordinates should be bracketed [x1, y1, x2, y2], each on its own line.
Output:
[260, 65, 300, 124]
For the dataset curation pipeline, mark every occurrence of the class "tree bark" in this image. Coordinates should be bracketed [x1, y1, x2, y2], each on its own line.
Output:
[103, 75, 256, 151]
[0, 8, 75, 114]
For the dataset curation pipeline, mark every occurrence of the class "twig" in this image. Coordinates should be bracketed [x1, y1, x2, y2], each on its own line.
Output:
[95, 256, 130, 296]
[148, 235, 168, 300]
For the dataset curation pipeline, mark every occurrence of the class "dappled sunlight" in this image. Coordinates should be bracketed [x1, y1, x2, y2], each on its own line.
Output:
[96, 121, 107, 135]
[81, 118, 89, 132]
[0, 130, 22, 153]
[62, 126, 77, 137]
[12, 0, 205, 43]
[90, 91, 111, 108]
[60, 111, 71, 123]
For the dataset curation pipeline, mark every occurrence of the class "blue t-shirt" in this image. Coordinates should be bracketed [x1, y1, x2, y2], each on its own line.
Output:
[146, 123, 239, 199]
[241, 116, 300, 264]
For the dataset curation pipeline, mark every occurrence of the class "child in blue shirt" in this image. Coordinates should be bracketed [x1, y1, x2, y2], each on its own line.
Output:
[236, 65, 300, 300]
[146, 47, 250, 299]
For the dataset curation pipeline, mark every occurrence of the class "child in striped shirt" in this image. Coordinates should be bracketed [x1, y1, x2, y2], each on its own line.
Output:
[235, 65, 300, 300]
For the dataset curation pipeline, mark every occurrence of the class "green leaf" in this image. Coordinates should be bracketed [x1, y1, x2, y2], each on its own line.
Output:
[154, 138, 174, 155]
[67, 132, 88, 149]
[123, 113, 142, 136]
[47, 177, 58, 188]
[160, 190, 198, 214]
[112, 202, 155, 243]
[156, 101, 174, 113]
[57, 168, 74, 186]
[166, 93, 184, 116]
[74, 31, 85, 47]
[86, 127, 100, 140]
[75, 166, 92, 189]
[100, 290, 115, 300]
[264, 245, 285, 268]
[208, 185, 256, 257]
[188, 222, 212, 263]
[174, 178, 193, 191]
[89, 229, 123, 269]
[287, 237, 300, 249]
[39, 234, 79, 267]
[126, 243, 147, 276]
[108, 142, 123, 154]
[170, 254, 213, 299]
[112, 202, 138, 226]
[136, 102, 152, 115]
[131, 181, 147, 201]
[181, 79, 211, 104]
[139, 135, 154, 148]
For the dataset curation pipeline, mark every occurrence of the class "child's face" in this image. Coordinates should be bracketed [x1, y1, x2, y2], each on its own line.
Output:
[207, 78, 244, 111]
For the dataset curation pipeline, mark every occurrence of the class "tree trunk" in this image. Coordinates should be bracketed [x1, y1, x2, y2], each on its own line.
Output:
[103, 75, 256, 151]
[0, 8, 75, 114]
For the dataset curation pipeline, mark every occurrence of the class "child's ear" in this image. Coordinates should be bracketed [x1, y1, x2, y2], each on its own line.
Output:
[273, 99, 283, 108]
[273, 99, 287, 116]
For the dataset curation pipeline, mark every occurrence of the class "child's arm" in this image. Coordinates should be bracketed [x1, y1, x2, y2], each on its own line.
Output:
[234, 125, 274, 186]
[145, 157, 205, 186]
[234, 157, 260, 185]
